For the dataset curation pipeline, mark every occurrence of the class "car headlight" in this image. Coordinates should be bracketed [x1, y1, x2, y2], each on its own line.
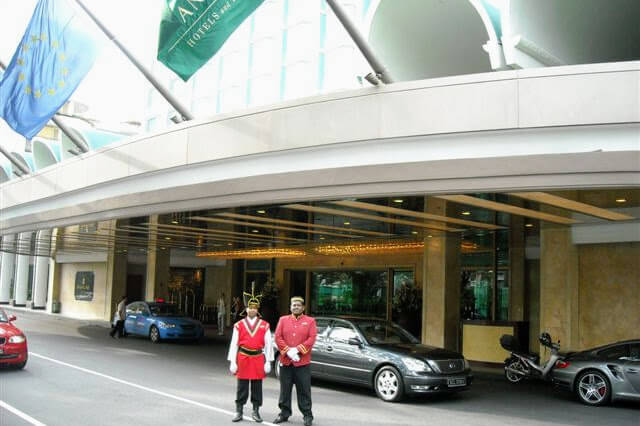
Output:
[464, 358, 470, 370]
[158, 321, 176, 329]
[9, 335, 26, 344]
[402, 357, 432, 372]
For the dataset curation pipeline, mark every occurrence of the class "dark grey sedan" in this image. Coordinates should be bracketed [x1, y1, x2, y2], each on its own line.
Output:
[552, 339, 640, 406]
[275, 316, 472, 402]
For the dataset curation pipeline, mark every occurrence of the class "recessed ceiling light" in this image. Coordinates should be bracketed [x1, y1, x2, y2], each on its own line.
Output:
[257, 210, 266, 214]
[427, 235, 433, 238]
[461, 211, 471, 216]
[615, 198, 627, 203]
[525, 223, 534, 228]
[171, 220, 179, 224]
[252, 229, 260, 233]
[343, 221, 351, 225]
[393, 199, 403, 203]
[319, 236, 325, 240]
[411, 231, 418, 235]
[160, 247, 166, 250]
[227, 243, 233, 246]
[165, 237, 171, 240]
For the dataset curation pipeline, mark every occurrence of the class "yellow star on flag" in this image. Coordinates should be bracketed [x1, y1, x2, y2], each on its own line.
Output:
[18, 73, 25, 82]
[17, 58, 24, 66]
[22, 44, 30, 52]
[25, 86, 32, 95]
[48, 88, 56, 95]
[51, 40, 59, 49]
[62, 67, 69, 76]
[34, 90, 42, 98]
[58, 80, 65, 88]
[59, 53, 66, 62]
[40, 33, 47, 41]
[31, 35, 39, 42]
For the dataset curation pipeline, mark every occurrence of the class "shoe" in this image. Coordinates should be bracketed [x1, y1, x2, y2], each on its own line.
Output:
[232, 405, 243, 422]
[251, 408, 262, 423]
[303, 417, 313, 426]
[272, 414, 289, 424]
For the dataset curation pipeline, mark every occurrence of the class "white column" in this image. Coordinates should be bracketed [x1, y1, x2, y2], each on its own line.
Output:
[13, 232, 32, 306]
[0, 235, 17, 303]
[32, 229, 52, 308]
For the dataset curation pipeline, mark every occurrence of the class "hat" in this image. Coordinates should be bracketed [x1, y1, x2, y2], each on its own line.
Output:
[243, 282, 262, 310]
[290, 296, 305, 304]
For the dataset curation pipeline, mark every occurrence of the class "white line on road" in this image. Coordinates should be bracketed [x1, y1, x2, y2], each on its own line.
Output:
[0, 400, 47, 426]
[30, 352, 276, 425]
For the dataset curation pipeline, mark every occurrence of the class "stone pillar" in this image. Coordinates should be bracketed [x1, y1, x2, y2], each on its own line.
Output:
[145, 215, 170, 301]
[509, 215, 526, 321]
[46, 229, 61, 313]
[32, 229, 52, 308]
[104, 220, 128, 321]
[540, 204, 580, 353]
[13, 232, 32, 306]
[0, 235, 17, 303]
[422, 197, 461, 351]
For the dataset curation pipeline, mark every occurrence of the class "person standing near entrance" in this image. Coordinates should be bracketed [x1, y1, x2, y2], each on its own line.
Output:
[273, 297, 317, 426]
[109, 295, 127, 338]
[227, 291, 273, 423]
[218, 292, 227, 336]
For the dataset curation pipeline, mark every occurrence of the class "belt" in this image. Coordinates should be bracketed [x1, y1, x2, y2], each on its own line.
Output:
[239, 346, 263, 356]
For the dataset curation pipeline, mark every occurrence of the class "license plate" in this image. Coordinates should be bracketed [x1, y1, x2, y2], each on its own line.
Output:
[447, 377, 466, 387]
[0, 349, 3, 354]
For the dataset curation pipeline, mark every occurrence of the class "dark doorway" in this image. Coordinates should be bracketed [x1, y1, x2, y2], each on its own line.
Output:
[289, 270, 307, 302]
[126, 274, 144, 302]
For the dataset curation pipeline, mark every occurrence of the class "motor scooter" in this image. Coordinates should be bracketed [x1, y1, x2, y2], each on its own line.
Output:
[500, 332, 563, 383]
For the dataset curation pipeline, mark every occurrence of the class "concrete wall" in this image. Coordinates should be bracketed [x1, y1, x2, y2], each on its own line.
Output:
[578, 242, 640, 348]
[58, 262, 109, 320]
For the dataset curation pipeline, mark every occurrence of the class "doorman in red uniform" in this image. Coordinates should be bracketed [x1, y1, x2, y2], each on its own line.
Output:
[227, 289, 274, 422]
[273, 296, 317, 426]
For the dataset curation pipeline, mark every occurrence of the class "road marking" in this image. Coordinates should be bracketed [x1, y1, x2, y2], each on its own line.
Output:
[0, 400, 47, 426]
[30, 353, 275, 425]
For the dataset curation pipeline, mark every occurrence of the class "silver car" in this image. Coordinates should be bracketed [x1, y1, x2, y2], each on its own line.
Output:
[552, 339, 640, 406]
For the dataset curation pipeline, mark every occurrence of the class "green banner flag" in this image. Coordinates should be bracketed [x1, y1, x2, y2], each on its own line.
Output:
[157, 0, 265, 81]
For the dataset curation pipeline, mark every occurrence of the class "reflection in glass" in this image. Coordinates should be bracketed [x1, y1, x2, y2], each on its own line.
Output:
[311, 270, 387, 317]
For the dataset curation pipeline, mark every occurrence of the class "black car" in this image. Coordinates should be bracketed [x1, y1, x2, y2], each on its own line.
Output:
[275, 316, 472, 401]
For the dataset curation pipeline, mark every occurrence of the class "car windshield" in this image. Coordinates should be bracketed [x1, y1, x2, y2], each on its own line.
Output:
[355, 320, 419, 344]
[0, 309, 7, 322]
[149, 304, 181, 317]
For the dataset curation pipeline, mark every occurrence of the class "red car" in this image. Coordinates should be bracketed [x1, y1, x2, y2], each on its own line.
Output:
[0, 308, 28, 369]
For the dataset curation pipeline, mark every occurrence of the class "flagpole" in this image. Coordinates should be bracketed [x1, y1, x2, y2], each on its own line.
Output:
[0, 145, 30, 175]
[74, 0, 194, 121]
[325, 0, 394, 84]
[0, 60, 89, 155]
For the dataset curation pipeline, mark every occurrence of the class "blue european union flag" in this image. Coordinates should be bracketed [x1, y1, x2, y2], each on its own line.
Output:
[0, 0, 99, 140]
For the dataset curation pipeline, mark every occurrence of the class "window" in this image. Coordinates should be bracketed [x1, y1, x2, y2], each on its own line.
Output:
[629, 344, 640, 360]
[328, 323, 358, 344]
[311, 270, 387, 317]
[316, 319, 330, 335]
[598, 345, 629, 360]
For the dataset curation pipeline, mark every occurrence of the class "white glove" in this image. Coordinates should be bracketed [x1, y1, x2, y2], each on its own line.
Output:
[229, 362, 238, 374]
[264, 362, 271, 374]
[286, 348, 301, 362]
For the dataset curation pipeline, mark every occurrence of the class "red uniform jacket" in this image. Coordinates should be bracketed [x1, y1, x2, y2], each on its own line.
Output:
[234, 318, 269, 380]
[275, 314, 317, 367]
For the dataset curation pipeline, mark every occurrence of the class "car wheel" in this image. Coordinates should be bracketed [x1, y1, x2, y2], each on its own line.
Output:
[17, 360, 27, 370]
[274, 356, 281, 379]
[505, 359, 526, 383]
[149, 325, 161, 343]
[374, 366, 404, 402]
[576, 370, 611, 406]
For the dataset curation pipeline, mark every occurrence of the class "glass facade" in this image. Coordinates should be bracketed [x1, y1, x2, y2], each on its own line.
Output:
[310, 269, 387, 317]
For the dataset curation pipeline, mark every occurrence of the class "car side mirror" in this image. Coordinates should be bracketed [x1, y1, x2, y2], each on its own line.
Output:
[348, 337, 363, 347]
[8, 315, 16, 321]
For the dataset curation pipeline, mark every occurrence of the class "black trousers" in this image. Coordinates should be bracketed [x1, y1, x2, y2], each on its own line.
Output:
[235, 379, 263, 408]
[109, 320, 124, 337]
[278, 364, 312, 419]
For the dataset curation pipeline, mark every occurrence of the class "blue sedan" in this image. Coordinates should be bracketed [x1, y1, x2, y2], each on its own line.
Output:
[123, 301, 204, 343]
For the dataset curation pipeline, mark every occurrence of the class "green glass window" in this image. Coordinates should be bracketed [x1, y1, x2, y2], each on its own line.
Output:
[310, 270, 387, 317]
